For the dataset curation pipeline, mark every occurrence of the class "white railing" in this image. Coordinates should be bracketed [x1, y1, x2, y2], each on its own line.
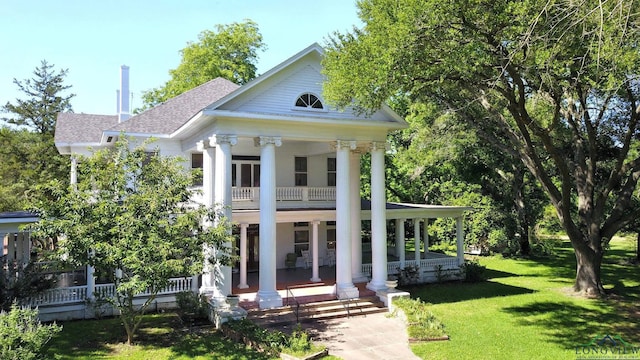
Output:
[27, 277, 193, 307]
[277, 187, 303, 201]
[308, 187, 336, 201]
[232, 187, 258, 201]
[360, 256, 460, 277]
[26, 285, 88, 307]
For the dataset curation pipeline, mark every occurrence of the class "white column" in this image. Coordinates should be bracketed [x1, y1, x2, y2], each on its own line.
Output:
[238, 223, 249, 289]
[414, 219, 421, 262]
[424, 218, 430, 253]
[350, 150, 367, 283]
[336, 140, 358, 299]
[198, 140, 217, 294]
[86, 264, 95, 301]
[212, 135, 236, 300]
[398, 220, 406, 268]
[255, 136, 283, 308]
[456, 216, 465, 265]
[311, 220, 321, 282]
[70, 156, 78, 187]
[367, 141, 388, 291]
[395, 219, 405, 258]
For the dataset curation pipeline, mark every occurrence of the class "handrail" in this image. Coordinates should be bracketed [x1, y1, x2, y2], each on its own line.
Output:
[285, 282, 327, 324]
[338, 296, 363, 318]
[285, 286, 301, 324]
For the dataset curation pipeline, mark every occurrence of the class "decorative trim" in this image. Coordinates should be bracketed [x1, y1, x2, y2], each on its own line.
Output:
[254, 136, 282, 147]
[333, 140, 357, 151]
[210, 135, 238, 147]
[370, 141, 388, 152]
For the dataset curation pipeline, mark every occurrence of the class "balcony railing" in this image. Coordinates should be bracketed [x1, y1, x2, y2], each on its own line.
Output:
[230, 186, 336, 202]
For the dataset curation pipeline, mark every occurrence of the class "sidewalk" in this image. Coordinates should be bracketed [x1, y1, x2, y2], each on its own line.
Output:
[294, 312, 420, 360]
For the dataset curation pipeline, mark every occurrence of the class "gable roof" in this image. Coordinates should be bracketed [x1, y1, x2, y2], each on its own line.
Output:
[107, 77, 239, 136]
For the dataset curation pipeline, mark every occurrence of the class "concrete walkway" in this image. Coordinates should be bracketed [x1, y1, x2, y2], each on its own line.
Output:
[299, 312, 420, 360]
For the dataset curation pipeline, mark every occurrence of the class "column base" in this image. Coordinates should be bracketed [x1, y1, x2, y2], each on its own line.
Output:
[352, 272, 369, 284]
[237, 283, 249, 289]
[337, 285, 359, 299]
[310, 276, 322, 282]
[256, 290, 283, 309]
[366, 279, 387, 292]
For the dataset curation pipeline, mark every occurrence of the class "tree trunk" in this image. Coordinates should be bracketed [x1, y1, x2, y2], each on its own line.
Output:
[573, 244, 606, 296]
[513, 167, 531, 256]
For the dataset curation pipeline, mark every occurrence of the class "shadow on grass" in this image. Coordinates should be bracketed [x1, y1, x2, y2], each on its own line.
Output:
[408, 280, 535, 305]
[47, 313, 272, 359]
[502, 300, 639, 350]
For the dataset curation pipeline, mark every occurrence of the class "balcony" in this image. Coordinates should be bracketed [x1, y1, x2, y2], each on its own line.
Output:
[191, 186, 336, 210]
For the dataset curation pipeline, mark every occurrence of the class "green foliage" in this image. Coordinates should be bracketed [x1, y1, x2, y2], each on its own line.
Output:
[459, 259, 487, 283]
[1, 60, 74, 134]
[391, 297, 447, 340]
[27, 137, 233, 345]
[139, 20, 265, 110]
[175, 291, 209, 321]
[0, 303, 62, 360]
[225, 319, 324, 357]
[1, 259, 54, 311]
[0, 60, 74, 211]
[398, 264, 421, 286]
[324, 0, 640, 294]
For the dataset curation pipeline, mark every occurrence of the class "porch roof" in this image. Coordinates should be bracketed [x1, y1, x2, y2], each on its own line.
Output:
[231, 200, 472, 224]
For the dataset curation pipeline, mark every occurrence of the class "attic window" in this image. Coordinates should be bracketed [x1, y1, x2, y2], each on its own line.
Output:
[295, 93, 323, 109]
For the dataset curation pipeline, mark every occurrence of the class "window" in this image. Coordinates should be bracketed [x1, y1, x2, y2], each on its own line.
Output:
[294, 222, 309, 256]
[295, 156, 307, 186]
[327, 157, 336, 186]
[191, 153, 203, 186]
[295, 93, 323, 109]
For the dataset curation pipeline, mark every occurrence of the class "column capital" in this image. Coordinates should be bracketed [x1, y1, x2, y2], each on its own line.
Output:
[311, 220, 320, 226]
[370, 141, 389, 152]
[333, 140, 357, 151]
[196, 140, 212, 151]
[210, 134, 237, 147]
[254, 136, 282, 147]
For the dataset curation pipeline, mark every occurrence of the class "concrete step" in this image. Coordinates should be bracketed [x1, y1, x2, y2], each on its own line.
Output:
[246, 295, 387, 328]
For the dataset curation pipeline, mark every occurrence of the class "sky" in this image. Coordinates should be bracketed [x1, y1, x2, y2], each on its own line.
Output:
[0, 0, 362, 115]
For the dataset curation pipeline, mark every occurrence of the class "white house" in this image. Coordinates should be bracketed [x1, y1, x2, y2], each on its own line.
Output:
[51, 43, 471, 312]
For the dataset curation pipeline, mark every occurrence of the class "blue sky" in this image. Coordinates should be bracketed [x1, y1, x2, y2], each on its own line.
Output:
[0, 0, 361, 115]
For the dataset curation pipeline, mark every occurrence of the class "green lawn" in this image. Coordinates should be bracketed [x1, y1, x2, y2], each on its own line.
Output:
[46, 313, 274, 359]
[407, 237, 640, 360]
[44, 238, 639, 359]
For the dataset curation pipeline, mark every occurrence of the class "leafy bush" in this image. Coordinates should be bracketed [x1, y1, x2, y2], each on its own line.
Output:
[391, 297, 446, 340]
[459, 259, 486, 282]
[398, 265, 421, 286]
[225, 319, 324, 357]
[0, 303, 62, 360]
[175, 291, 209, 321]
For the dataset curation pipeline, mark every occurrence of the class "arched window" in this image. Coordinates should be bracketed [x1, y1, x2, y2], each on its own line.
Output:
[295, 93, 324, 109]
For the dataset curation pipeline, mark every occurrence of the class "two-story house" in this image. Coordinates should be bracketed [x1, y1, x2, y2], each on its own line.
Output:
[53, 43, 470, 310]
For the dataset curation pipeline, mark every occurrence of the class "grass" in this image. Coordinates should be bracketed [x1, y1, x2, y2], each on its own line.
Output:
[405, 236, 640, 360]
[46, 313, 274, 359]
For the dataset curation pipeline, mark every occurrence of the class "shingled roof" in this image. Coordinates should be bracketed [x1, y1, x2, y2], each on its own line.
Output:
[54, 77, 239, 145]
[109, 77, 239, 135]
[55, 113, 118, 144]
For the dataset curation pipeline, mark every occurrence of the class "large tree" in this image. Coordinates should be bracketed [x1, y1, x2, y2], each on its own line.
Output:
[28, 138, 233, 345]
[323, 0, 640, 295]
[139, 20, 265, 110]
[1, 61, 74, 211]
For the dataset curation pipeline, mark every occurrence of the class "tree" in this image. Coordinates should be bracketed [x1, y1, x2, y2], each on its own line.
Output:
[2, 60, 74, 135]
[27, 138, 233, 345]
[139, 20, 266, 110]
[0, 61, 74, 211]
[323, 0, 640, 295]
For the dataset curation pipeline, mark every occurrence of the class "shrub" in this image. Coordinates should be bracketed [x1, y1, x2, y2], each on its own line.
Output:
[391, 297, 446, 340]
[225, 319, 324, 357]
[175, 291, 209, 321]
[0, 303, 62, 360]
[460, 259, 486, 283]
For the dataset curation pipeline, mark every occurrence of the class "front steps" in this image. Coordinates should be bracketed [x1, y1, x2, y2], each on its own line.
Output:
[245, 295, 387, 328]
